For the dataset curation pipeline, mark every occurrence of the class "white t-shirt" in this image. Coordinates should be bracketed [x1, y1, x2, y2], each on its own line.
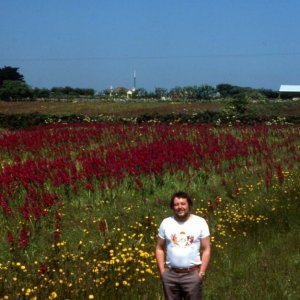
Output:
[158, 214, 210, 268]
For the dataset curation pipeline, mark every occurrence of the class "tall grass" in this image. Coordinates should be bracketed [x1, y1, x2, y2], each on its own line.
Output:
[204, 176, 300, 300]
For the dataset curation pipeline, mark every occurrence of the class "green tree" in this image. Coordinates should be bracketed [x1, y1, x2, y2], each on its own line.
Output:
[169, 86, 184, 99]
[101, 88, 113, 97]
[257, 88, 279, 99]
[0, 66, 24, 86]
[0, 80, 33, 101]
[154, 87, 168, 99]
[217, 83, 250, 98]
[183, 86, 198, 99]
[33, 87, 51, 98]
[196, 85, 216, 100]
[113, 87, 128, 97]
[75, 88, 95, 96]
[134, 88, 148, 98]
[216, 83, 234, 97]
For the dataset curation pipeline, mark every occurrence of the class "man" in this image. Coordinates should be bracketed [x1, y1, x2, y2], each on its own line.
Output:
[155, 191, 211, 300]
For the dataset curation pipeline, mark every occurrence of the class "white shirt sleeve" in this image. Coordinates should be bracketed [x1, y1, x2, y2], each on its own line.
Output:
[158, 219, 167, 239]
[200, 218, 210, 238]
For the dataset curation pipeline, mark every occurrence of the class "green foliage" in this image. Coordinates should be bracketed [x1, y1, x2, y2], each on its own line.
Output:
[154, 87, 168, 99]
[216, 83, 233, 97]
[0, 80, 33, 101]
[0, 113, 88, 129]
[257, 88, 279, 99]
[196, 84, 217, 100]
[33, 87, 51, 98]
[217, 83, 274, 101]
[244, 91, 267, 102]
[0, 66, 24, 85]
[51, 86, 95, 97]
[222, 91, 268, 122]
[225, 97, 249, 115]
[2, 109, 300, 130]
[216, 83, 248, 97]
[133, 88, 148, 98]
[168, 85, 217, 100]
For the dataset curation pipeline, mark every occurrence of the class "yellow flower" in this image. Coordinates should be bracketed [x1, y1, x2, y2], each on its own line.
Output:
[88, 295, 94, 299]
[49, 291, 58, 299]
[122, 280, 130, 286]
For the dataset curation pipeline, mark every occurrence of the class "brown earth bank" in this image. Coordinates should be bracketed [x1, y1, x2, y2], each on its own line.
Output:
[0, 100, 223, 117]
[1, 100, 300, 118]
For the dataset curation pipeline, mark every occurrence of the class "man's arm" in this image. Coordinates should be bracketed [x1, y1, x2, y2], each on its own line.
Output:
[199, 236, 211, 279]
[155, 236, 166, 276]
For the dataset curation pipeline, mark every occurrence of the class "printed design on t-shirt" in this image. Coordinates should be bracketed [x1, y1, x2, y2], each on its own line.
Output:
[171, 231, 194, 247]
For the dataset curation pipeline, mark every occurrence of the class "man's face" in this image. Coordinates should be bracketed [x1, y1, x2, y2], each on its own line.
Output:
[172, 197, 190, 220]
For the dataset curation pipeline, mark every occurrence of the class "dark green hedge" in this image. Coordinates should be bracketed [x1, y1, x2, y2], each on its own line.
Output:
[0, 113, 87, 129]
[1, 111, 300, 129]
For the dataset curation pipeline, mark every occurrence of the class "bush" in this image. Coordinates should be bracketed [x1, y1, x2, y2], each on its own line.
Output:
[0, 80, 33, 101]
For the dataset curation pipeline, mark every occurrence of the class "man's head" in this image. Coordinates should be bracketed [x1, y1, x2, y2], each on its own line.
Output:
[170, 191, 193, 221]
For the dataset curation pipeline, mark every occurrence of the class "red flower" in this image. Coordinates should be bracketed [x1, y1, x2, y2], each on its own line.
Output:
[275, 164, 284, 183]
[265, 168, 272, 189]
[53, 229, 61, 242]
[207, 201, 214, 212]
[98, 220, 107, 234]
[39, 263, 49, 275]
[0, 194, 13, 216]
[134, 178, 143, 190]
[85, 182, 94, 191]
[6, 231, 14, 247]
[18, 227, 30, 247]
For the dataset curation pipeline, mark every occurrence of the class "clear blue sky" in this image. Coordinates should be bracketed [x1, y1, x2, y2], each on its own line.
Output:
[1, 0, 300, 92]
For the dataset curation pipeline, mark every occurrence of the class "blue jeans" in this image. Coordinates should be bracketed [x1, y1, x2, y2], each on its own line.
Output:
[161, 269, 203, 300]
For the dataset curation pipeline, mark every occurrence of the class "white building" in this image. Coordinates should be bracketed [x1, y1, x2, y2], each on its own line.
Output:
[279, 85, 300, 99]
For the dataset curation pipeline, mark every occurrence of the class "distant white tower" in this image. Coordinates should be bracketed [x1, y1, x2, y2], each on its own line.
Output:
[133, 70, 136, 91]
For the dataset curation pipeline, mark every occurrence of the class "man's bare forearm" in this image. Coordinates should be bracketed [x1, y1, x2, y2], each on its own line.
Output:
[155, 247, 166, 275]
[200, 248, 210, 273]
[200, 236, 211, 274]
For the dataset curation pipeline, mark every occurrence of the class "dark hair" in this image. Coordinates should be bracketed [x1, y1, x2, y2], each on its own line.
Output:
[170, 191, 193, 209]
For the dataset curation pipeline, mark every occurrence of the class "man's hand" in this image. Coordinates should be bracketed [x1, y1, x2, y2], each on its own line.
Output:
[159, 268, 167, 277]
[198, 271, 206, 281]
[155, 236, 166, 278]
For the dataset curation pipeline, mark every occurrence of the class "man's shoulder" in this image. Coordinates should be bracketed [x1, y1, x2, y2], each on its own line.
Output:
[190, 214, 207, 223]
[161, 216, 174, 223]
[160, 216, 175, 226]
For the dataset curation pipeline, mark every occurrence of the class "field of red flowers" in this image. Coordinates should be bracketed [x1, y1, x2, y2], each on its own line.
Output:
[0, 122, 299, 299]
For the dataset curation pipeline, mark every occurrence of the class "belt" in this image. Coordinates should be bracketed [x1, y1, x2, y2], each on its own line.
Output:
[170, 265, 200, 273]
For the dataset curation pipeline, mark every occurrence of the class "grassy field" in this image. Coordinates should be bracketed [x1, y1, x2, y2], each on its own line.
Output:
[205, 187, 300, 300]
[0, 122, 299, 299]
[0, 100, 223, 117]
[2, 99, 300, 119]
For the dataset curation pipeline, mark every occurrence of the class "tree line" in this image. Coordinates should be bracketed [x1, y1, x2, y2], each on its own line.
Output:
[0, 65, 280, 101]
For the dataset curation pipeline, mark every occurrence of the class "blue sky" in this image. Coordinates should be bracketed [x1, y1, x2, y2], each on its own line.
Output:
[1, 0, 300, 92]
